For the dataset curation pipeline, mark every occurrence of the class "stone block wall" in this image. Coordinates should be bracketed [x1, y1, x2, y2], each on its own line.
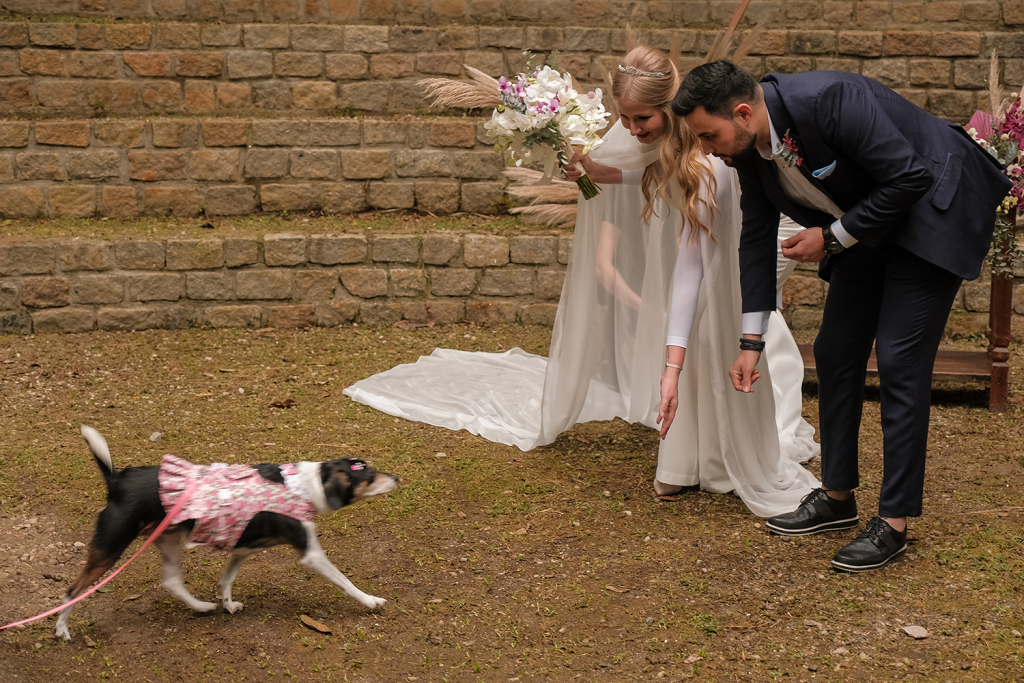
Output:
[0, 231, 570, 333]
[0, 117, 504, 218]
[0, 19, 1023, 122]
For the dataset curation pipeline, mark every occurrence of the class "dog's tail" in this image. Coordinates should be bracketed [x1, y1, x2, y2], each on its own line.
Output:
[80, 425, 114, 483]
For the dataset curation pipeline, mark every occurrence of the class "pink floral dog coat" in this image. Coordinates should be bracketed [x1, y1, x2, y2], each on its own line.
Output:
[158, 454, 316, 550]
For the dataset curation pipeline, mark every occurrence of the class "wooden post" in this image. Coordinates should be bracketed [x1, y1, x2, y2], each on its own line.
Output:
[988, 212, 1015, 412]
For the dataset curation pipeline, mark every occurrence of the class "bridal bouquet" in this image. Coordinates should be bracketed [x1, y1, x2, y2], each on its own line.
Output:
[967, 57, 1024, 272]
[420, 63, 610, 199]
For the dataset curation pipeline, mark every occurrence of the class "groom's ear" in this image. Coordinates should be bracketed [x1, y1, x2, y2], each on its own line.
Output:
[733, 102, 754, 124]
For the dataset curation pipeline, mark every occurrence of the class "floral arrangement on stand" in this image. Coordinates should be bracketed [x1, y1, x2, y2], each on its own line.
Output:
[420, 56, 610, 200]
[966, 54, 1024, 273]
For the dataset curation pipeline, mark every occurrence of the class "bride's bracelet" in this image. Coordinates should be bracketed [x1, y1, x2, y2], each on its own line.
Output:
[665, 362, 682, 370]
[739, 338, 766, 352]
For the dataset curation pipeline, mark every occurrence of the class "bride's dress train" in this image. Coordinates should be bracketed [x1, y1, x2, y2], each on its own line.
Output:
[344, 123, 819, 517]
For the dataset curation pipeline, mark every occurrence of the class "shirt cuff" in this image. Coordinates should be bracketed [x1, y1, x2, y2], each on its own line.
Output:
[621, 167, 644, 186]
[741, 311, 771, 336]
[831, 218, 858, 248]
[665, 338, 688, 349]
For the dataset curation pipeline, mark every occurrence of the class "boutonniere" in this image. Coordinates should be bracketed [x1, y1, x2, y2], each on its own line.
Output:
[775, 129, 803, 168]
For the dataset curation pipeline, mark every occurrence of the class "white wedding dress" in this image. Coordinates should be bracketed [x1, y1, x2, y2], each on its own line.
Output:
[344, 123, 819, 517]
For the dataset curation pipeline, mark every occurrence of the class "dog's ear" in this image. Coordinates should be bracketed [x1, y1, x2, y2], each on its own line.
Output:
[321, 459, 359, 510]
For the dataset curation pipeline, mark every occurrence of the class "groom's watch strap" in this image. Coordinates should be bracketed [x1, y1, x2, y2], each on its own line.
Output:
[739, 338, 766, 352]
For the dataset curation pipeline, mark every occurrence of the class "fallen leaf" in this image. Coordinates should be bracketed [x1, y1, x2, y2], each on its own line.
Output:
[902, 625, 929, 639]
[428, 599, 442, 603]
[123, 594, 142, 602]
[387, 350, 397, 354]
[605, 585, 629, 593]
[684, 655, 703, 664]
[513, 527, 528, 535]
[96, 586, 111, 593]
[218, 368, 236, 373]
[203, 372, 214, 378]
[270, 399, 296, 409]
[299, 614, 332, 634]
[804, 620, 824, 629]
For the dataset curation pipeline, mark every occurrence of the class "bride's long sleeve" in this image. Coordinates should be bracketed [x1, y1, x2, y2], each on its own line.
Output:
[665, 222, 703, 349]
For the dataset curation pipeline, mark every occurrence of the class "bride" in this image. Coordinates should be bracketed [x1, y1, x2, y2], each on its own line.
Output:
[345, 46, 819, 517]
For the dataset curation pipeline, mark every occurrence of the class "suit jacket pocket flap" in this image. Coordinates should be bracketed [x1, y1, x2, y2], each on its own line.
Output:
[929, 152, 962, 211]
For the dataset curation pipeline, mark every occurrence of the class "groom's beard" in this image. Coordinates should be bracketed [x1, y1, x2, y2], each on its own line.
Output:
[717, 123, 759, 167]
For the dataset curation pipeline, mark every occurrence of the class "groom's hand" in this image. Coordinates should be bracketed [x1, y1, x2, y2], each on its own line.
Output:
[729, 350, 762, 393]
[781, 227, 826, 263]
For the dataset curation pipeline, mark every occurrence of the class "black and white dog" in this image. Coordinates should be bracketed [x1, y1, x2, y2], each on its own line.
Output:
[56, 426, 398, 641]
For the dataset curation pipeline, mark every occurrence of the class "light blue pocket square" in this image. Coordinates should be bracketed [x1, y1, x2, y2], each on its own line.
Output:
[812, 161, 837, 179]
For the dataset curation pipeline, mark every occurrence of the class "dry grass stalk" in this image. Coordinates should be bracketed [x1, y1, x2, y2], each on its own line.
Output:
[990, 50, 1006, 117]
[510, 204, 579, 227]
[505, 168, 579, 226]
[705, 0, 753, 63]
[419, 65, 501, 110]
[730, 21, 766, 65]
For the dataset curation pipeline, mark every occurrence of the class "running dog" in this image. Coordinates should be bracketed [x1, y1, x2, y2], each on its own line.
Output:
[56, 426, 398, 641]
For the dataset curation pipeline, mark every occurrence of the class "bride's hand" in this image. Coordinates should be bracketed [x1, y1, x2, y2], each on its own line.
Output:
[657, 369, 680, 439]
[565, 153, 621, 185]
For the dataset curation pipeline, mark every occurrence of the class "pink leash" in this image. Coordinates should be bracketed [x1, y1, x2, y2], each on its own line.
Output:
[0, 476, 200, 632]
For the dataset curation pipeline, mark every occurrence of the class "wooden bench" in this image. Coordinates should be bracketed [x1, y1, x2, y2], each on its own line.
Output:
[798, 216, 1016, 413]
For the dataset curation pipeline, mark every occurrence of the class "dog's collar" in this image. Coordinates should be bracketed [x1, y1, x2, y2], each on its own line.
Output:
[293, 461, 332, 515]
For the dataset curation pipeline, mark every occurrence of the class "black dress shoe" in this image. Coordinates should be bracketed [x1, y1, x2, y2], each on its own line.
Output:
[766, 488, 859, 536]
[831, 517, 907, 572]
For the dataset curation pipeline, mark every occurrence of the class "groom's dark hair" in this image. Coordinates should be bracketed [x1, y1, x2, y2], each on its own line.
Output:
[672, 59, 760, 119]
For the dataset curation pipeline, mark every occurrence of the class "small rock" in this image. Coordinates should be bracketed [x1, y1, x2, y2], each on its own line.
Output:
[34, 642, 42, 649]
[603, 491, 611, 497]
[74, 542, 85, 547]
[435, 452, 446, 458]
[84, 636, 96, 648]
[149, 432, 162, 442]
[646, 617, 654, 624]
[459, 557, 468, 562]
[683, 654, 702, 664]
[902, 625, 929, 639]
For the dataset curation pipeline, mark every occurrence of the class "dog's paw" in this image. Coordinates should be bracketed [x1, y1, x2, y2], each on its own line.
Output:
[363, 595, 387, 611]
[55, 625, 71, 641]
[192, 601, 218, 613]
[223, 600, 244, 614]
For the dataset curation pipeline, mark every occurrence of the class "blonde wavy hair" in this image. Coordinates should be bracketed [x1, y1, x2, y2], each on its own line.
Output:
[612, 46, 717, 242]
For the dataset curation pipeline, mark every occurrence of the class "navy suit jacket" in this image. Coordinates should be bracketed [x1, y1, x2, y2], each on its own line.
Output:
[732, 71, 1013, 314]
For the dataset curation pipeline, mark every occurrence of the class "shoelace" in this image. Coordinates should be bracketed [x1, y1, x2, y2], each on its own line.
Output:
[799, 488, 828, 506]
[860, 517, 887, 540]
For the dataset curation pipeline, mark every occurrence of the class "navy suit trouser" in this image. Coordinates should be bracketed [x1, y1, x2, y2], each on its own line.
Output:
[812, 241, 963, 518]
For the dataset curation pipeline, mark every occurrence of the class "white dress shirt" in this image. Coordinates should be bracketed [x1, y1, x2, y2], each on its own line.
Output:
[741, 113, 857, 336]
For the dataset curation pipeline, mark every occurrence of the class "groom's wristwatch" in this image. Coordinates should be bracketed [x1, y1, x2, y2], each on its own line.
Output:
[821, 224, 846, 255]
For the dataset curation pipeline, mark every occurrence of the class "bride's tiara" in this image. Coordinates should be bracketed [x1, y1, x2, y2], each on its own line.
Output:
[617, 64, 666, 78]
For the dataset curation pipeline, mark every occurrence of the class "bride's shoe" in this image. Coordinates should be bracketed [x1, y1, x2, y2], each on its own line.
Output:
[653, 479, 685, 497]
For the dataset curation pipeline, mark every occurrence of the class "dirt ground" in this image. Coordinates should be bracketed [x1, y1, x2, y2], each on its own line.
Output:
[0, 324, 1021, 682]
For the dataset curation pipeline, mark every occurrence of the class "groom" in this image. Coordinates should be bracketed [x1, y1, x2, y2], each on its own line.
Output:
[672, 61, 1011, 572]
